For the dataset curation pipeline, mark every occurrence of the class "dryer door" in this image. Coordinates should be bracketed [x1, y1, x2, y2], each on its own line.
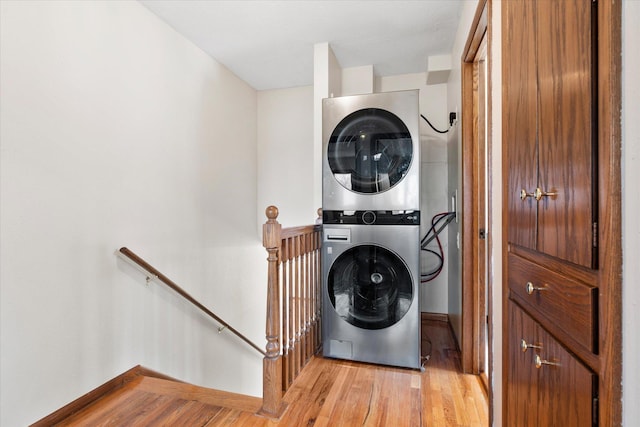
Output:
[328, 244, 413, 330]
[327, 108, 413, 194]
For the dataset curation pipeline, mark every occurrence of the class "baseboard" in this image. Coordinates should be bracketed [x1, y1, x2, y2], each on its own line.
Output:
[30, 365, 148, 426]
[421, 312, 462, 352]
[135, 365, 186, 383]
[421, 312, 449, 323]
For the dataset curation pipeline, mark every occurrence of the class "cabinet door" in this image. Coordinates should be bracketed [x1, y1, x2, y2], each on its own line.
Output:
[508, 302, 596, 427]
[506, 302, 539, 427]
[536, 0, 596, 268]
[504, 0, 538, 252]
[536, 323, 596, 426]
[505, 0, 597, 269]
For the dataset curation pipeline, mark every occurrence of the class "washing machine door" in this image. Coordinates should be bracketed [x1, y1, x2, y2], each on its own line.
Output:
[328, 244, 413, 330]
[327, 108, 413, 194]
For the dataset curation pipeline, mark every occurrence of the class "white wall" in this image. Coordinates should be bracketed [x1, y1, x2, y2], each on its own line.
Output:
[622, 1, 640, 424]
[257, 86, 316, 228]
[489, 2, 504, 424]
[0, 2, 265, 426]
[342, 65, 374, 96]
[313, 43, 342, 211]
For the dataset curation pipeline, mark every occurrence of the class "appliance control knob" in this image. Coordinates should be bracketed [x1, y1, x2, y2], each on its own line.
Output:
[362, 211, 376, 224]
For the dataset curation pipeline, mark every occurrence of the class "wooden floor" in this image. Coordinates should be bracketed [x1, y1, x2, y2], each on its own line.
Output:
[48, 319, 488, 426]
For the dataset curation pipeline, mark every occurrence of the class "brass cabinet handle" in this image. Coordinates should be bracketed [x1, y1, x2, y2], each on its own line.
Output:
[526, 281, 548, 295]
[520, 188, 557, 201]
[534, 187, 557, 201]
[535, 354, 561, 369]
[521, 339, 542, 353]
[520, 189, 535, 200]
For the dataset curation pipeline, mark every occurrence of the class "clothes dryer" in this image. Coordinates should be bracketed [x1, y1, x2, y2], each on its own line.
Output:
[322, 90, 420, 212]
[322, 210, 421, 369]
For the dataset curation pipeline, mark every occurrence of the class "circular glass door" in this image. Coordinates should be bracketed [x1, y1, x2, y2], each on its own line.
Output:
[327, 108, 413, 194]
[328, 244, 413, 330]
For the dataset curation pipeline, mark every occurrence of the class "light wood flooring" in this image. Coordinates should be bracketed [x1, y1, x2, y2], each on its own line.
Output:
[43, 319, 488, 426]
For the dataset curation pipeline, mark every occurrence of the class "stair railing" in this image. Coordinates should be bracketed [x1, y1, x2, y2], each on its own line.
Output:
[259, 206, 322, 419]
[117, 247, 266, 357]
[119, 205, 322, 421]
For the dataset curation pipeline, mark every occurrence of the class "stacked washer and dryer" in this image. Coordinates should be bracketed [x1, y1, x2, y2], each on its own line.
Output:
[321, 90, 422, 370]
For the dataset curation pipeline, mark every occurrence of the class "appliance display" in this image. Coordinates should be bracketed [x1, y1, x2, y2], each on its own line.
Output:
[321, 211, 421, 369]
[322, 90, 420, 212]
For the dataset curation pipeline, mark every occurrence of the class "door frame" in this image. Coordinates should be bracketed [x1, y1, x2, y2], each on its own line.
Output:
[461, 0, 490, 381]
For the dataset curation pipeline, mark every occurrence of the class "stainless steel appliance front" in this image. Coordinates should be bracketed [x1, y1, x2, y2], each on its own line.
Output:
[321, 222, 421, 369]
[322, 90, 420, 212]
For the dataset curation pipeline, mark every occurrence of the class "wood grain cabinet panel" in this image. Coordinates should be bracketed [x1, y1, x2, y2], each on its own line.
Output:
[536, 0, 596, 269]
[505, 0, 596, 269]
[538, 324, 596, 427]
[504, 0, 538, 253]
[507, 302, 595, 427]
[506, 301, 540, 427]
[501, 0, 618, 424]
[508, 253, 597, 353]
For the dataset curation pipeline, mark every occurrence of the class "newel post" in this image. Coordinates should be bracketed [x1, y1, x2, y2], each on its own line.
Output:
[259, 205, 286, 418]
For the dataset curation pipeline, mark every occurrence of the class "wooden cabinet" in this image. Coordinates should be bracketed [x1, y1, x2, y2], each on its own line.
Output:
[508, 253, 597, 353]
[506, 301, 539, 427]
[507, 302, 595, 427]
[502, 0, 621, 425]
[505, 0, 596, 269]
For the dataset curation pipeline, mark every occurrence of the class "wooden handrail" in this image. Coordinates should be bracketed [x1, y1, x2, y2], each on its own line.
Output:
[118, 247, 266, 357]
[280, 224, 317, 239]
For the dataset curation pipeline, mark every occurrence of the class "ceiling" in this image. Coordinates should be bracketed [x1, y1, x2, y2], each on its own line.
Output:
[138, 1, 464, 91]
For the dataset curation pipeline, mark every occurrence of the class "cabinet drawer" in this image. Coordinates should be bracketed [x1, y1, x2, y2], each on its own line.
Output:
[508, 254, 597, 353]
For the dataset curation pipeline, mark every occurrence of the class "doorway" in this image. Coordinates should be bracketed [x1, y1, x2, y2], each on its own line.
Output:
[461, 0, 491, 392]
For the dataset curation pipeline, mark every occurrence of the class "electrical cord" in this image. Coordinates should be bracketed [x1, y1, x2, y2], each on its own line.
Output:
[420, 114, 450, 134]
[421, 337, 432, 369]
[421, 212, 455, 247]
[421, 213, 454, 281]
[421, 212, 456, 282]
[418, 116, 455, 280]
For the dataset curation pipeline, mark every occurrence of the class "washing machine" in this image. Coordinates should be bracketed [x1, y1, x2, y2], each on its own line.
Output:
[322, 90, 420, 212]
[321, 210, 421, 369]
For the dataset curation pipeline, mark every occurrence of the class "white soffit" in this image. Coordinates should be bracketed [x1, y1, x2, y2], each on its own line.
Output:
[426, 54, 452, 85]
